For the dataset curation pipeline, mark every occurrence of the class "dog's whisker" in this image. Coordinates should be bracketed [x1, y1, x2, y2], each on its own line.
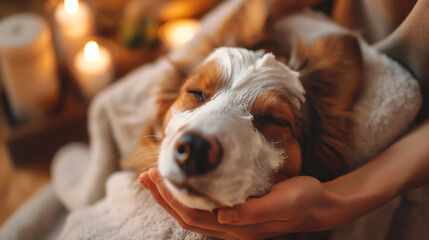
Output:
[133, 153, 160, 160]
[133, 147, 160, 156]
[139, 135, 163, 142]
[134, 145, 159, 151]
[135, 153, 160, 158]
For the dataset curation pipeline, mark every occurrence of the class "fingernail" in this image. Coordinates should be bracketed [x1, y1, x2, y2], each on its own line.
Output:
[139, 172, 149, 188]
[218, 208, 237, 224]
[148, 167, 157, 176]
[138, 172, 145, 182]
[148, 168, 161, 183]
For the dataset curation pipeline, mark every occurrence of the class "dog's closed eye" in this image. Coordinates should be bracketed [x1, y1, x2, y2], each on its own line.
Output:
[256, 115, 291, 128]
[186, 89, 207, 103]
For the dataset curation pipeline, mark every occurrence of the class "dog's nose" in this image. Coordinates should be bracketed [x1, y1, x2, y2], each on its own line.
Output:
[174, 132, 222, 176]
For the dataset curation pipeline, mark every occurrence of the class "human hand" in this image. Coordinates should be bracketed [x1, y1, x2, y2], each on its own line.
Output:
[139, 168, 341, 240]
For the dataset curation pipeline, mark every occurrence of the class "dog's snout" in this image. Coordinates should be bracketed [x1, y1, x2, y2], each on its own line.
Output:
[174, 132, 222, 176]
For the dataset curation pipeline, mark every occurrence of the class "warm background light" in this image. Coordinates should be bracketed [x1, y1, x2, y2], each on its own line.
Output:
[84, 41, 99, 60]
[159, 19, 199, 49]
[64, 0, 79, 14]
[54, 0, 93, 60]
[73, 39, 113, 98]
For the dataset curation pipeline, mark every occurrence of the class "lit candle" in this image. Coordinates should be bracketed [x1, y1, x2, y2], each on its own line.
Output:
[73, 41, 113, 99]
[158, 19, 199, 50]
[54, 0, 94, 59]
[0, 13, 59, 120]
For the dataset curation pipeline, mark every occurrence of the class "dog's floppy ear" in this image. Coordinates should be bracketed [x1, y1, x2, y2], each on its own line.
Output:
[289, 34, 363, 110]
[288, 34, 363, 181]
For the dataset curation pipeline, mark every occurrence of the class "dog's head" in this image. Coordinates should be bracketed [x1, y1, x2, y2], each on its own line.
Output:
[133, 34, 362, 210]
[159, 47, 306, 210]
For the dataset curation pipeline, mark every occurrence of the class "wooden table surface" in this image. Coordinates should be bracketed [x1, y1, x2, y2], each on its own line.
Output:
[0, 139, 50, 226]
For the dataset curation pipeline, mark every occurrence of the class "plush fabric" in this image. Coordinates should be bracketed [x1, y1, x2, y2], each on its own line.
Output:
[60, 170, 213, 240]
[0, 184, 67, 240]
[0, 3, 423, 240]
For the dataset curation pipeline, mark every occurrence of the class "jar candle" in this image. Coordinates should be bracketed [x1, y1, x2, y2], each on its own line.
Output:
[0, 13, 59, 120]
[54, 0, 94, 60]
[73, 41, 113, 99]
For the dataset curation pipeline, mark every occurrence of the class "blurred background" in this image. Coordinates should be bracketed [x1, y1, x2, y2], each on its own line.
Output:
[0, 0, 222, 226]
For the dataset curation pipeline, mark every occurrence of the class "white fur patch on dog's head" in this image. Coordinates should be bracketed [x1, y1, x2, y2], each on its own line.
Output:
[158, 47, 305, 210]
[205, 47, 305, 109]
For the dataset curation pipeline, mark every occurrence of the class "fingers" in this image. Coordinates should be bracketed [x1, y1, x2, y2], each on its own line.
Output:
[217, 176, 317, 225]
[218, 176, 326, 233]
[146, 169, 230, 231]
[140, 169, 238, 240]
[217, 190, 288, 225]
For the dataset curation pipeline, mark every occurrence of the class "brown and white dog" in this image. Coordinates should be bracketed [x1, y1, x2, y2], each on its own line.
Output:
[131, 34, 362, 211]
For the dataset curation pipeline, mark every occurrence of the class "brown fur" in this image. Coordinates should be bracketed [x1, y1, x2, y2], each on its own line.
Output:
[288, 34, 363, 181]
[171, 60, 226, 113]
[250, 90, 302, 180]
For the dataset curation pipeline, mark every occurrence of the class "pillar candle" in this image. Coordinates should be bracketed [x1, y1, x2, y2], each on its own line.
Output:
[0, 13, 60, 120]
[73, 41, 113, 99]
[54, 0, 94, 60]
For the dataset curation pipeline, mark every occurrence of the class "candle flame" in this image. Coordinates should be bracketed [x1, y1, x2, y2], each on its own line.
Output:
[65, 0, 79, 14]
[84, 41, 99, 60]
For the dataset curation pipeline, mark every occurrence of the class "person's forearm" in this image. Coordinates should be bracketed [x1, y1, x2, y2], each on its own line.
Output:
[267, 0, 325, 19]
[323, 119, 429, 228]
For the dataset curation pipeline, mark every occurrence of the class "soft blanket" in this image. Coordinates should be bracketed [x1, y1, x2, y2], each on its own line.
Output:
[0, 1, 424, 239]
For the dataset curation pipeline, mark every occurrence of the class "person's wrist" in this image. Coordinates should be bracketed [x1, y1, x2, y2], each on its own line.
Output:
[320, 174, 392, 229]
[319, 181, 351, 230]
[288, 177, 346, 233]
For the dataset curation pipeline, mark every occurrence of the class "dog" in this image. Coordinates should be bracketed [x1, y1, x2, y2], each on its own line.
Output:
[129, 33, 362, 212]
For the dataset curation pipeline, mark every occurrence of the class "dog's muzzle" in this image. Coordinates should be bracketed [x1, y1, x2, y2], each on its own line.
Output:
[173, 132, 223, 176]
